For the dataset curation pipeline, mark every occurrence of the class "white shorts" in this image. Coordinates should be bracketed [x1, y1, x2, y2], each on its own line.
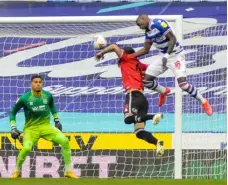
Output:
[145, 51, 187, 78]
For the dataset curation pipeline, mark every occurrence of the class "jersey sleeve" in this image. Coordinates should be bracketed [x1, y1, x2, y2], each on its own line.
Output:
[49, 93, 58, 118]
[139, 62, 148, 72]
[120, 52, 136, 63]
[145, 31, 153, 43]
[153, 18, 171, 35]
[9, 96, 24, 125]
[120, 52, 129, 62]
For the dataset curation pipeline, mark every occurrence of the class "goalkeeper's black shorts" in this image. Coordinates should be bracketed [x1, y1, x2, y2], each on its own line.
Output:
[123, 90, 148, 116]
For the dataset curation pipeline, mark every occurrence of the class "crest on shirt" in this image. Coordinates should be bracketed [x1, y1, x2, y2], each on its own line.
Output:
[132, 108, 138, 114]
[29, 102, 33, 106]
[43, 99, 48, 104]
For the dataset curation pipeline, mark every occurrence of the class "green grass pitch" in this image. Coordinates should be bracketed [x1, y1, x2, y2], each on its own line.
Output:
[0, 178, 226, 185]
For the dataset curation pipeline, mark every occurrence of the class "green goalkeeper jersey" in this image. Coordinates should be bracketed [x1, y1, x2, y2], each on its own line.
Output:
[10, 90, 58, 129]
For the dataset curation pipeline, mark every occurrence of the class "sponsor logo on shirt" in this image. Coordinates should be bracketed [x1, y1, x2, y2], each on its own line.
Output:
[43, 99, 48, 104]
[161, 22, 168, 28]
[39, 105, 45, 111]
[32, 106, 39, 112]
[131, 108, 138, 114]
[154, 35, 166, 42]
[32, 105, 46, 112]
[146, 28, 160, 37]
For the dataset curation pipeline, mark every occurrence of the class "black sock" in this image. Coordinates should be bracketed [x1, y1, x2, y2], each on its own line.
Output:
[136, 129, 158, 145]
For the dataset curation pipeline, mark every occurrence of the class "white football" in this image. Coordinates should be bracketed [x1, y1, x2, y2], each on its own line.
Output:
[93, 34, 107, 50]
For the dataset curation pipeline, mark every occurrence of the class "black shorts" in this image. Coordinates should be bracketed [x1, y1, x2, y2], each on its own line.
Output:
[123, 91, 149, 117]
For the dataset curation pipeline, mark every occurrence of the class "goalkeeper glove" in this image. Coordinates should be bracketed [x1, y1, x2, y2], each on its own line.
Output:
[11, 125, 22, 139]
[54, 118, 62, 131]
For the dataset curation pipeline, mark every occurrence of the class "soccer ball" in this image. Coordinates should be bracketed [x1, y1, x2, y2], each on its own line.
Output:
[93, 34, 107, 50]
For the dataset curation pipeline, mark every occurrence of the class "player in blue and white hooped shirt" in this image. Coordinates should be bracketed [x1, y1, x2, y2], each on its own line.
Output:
[135, 14, 212, 116]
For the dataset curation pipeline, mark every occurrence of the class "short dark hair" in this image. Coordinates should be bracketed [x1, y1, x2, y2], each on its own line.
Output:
[31, 75, 42, 82]
[123, 46, 135, 54]
[136, 14, 148, 22]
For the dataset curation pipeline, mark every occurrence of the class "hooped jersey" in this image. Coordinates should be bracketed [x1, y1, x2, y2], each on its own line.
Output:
[145, 18, 183, 54]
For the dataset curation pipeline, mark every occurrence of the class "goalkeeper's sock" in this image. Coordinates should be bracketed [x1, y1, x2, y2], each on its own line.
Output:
[62, 148, 72, 172]
[135, 129, 158, 145]
[16, 144, 32, 172]
[16, 166, 21, 173]
[179, 82, 205, 103]
[53, 134, 72, 172]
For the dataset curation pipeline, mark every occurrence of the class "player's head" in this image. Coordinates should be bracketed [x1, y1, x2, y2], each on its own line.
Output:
[136, 14, 150, 30]
[30, 75, 43, 92]
[123, 46, 135, 54]
[118, 46, 135, 66]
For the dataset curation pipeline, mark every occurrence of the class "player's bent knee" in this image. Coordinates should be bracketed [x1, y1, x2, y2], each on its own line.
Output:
[61, 136, 70, 147]
[143, 79, 157, 90]
[22, 147, 32, 153]
[135, 129, 145, 140]
[22, 140, 33, 153]
[53, 133, 70, 148]
[178, 80, 191, 92]
[124, 116, 134, 124]
[177, 77, 187, 84]
[144, 74, 156, 81]
[22, 143, 33, 153]
[124, 113, 135, 124]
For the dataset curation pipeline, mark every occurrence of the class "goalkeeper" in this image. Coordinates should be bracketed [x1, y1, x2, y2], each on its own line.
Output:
[95, 45, 164, 157]
[10, 75, 77, 178]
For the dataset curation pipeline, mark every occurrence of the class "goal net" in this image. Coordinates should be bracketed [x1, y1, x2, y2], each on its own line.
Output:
[0, 16, 226, 179]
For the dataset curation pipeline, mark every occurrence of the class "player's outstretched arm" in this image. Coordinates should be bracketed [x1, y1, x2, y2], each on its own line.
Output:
[133, 41, 152, 58]
[49, 93, 62, 131]
[9, 97, 23, 126]
[95, 44, 122, 60]
[9, 97, 23, 139]
[49, 93, 58, 118]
